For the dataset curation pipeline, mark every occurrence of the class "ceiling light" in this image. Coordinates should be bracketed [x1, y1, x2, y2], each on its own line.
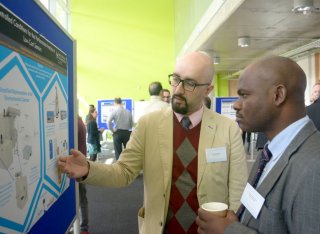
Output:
[238, 37, 250, 47]
[292, 0, 319, 14]
[200, 50, 220, 64]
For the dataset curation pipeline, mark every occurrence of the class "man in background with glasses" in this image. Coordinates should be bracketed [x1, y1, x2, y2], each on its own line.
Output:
[59, 51, 248, 234]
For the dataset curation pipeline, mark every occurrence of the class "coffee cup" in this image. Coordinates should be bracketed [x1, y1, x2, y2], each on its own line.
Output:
[201, 202, 228, 217]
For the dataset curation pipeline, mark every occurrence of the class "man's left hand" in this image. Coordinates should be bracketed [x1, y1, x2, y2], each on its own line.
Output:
[196, 209, 238, 234]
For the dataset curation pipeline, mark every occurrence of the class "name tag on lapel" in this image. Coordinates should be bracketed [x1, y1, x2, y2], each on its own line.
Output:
[205, 147, 227, 163]
[240, 183, 265, 219]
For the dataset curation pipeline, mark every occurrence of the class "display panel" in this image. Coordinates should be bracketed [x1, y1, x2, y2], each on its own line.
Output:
[0, 1, 75, 233]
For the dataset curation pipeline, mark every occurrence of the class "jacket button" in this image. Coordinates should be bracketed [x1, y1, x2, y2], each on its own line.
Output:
[160, 222, 163, 226]
[163, 193, 165, 197]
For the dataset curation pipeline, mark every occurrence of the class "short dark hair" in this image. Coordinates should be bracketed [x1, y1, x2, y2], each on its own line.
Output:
[161, 89, 170, 94]
[149, 81, 163, 96]
[88, 104, 95, 111]
[114, 97, 122, 104]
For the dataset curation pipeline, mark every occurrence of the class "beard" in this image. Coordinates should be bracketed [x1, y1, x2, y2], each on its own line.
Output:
[171, 94, 188, 114]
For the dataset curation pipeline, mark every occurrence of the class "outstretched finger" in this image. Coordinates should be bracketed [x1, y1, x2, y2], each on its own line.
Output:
[70, 149, 85, 158]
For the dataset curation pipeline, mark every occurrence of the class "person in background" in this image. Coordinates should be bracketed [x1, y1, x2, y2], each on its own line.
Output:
[142, 81, 169, 115]
[197, 56, 320, 234]
[306, 82, 320, 130]
[309, 81, 320, 104]
[77, 115, 89, 234]
[59, 51, 248, 234]
[85, 104, 95, 126]
[86, 108, 101, 161]
[203, 96, 211, 109]
[161, 88, 171, 104]
[241, 131, 251, 153]
[107, 97, 133, 160]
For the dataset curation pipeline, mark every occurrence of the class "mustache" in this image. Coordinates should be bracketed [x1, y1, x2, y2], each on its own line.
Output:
[172, 94, 187, 102]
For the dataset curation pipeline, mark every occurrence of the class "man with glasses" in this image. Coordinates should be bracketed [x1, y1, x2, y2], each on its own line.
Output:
[59, 51, 248, 234]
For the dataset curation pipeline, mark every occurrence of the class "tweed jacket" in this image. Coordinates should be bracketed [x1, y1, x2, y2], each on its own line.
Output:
[84, 107, 248, 234]
[226, 121, 320, 234]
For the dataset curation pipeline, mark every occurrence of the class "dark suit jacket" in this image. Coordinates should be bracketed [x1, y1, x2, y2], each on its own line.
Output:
[226, 120, 320, 234]
[306, 99, 320, 131]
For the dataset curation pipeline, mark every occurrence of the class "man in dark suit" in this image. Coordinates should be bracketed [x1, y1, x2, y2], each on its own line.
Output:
[306, 82, 320, 131]
[197, 56, 320, 233]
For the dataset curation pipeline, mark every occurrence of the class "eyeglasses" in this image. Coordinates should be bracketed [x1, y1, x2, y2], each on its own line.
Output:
[168, 74, 210, 92]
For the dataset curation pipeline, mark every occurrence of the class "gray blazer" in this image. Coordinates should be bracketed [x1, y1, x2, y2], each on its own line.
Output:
[226, 120, 320, 234]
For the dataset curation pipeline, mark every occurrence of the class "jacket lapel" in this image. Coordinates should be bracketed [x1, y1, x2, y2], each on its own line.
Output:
[242, 121, 316, 225]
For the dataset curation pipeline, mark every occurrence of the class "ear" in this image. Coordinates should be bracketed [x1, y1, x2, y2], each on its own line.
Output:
[273, 84, 287, 106]
[205, 85, 214, 95]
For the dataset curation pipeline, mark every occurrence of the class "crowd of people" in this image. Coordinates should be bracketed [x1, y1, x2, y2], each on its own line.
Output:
[63, 52, 320, 234]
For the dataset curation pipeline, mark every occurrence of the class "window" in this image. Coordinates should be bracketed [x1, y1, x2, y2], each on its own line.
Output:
[38, 0, 70, 31]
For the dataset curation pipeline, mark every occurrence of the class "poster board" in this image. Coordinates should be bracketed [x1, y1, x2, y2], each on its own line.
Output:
[215, 97, 238, 121]
[97, 98, 133, 129]
[0, 1, 76, 233]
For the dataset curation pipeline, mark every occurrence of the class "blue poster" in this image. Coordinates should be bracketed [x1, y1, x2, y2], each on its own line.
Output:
[215, 97, 238, 121]
[0, 2, 75, 233]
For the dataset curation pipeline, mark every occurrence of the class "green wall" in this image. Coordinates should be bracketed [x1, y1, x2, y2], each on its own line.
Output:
[173, 0, 228, 97]
[215, 74, 229, 97]
[71, 0, 175, 115]
[72, 0, 229, 116]
[173, 0, 213, 55]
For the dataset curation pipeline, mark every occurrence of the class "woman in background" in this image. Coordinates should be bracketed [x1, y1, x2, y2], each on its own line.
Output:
[86, 108, 101, 161]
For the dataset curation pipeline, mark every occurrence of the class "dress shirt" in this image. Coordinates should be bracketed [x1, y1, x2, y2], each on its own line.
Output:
[143, 96, 169, 115]
[257, 115, 309, 187]
[107, 106, 133, 131]
[174, 107, 204, 129]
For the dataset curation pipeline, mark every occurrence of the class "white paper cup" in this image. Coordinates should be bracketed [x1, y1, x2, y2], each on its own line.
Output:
[201, 202, 228, 217]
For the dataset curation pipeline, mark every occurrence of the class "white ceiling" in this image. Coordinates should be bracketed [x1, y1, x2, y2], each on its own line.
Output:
[197, 0, 320, 74]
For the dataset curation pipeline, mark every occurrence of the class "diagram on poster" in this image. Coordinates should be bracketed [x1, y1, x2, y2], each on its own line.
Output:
[0, 4, 70, 233]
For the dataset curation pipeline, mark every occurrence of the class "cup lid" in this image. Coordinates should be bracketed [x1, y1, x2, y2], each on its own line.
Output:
[201, 202, 228, 212]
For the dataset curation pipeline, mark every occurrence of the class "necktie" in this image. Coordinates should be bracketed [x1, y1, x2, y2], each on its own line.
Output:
[181, 116, 191, 130]
[236, 144, 272, 219]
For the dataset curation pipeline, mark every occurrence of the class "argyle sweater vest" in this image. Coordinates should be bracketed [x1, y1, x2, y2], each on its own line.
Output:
[164, 116, 201, 233]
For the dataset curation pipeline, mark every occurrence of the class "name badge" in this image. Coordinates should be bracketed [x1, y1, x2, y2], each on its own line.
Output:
[240, 183, 265, 219]
[205, 147, 227, 163]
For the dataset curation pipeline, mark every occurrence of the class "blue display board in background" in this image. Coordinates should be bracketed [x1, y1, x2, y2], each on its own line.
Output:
[97, 98, 133, 129]
[0, 1, 76, 234]
[215, 97, 238, 121]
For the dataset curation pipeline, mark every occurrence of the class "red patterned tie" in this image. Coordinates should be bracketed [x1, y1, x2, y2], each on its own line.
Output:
[236, 144, 272, 218]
